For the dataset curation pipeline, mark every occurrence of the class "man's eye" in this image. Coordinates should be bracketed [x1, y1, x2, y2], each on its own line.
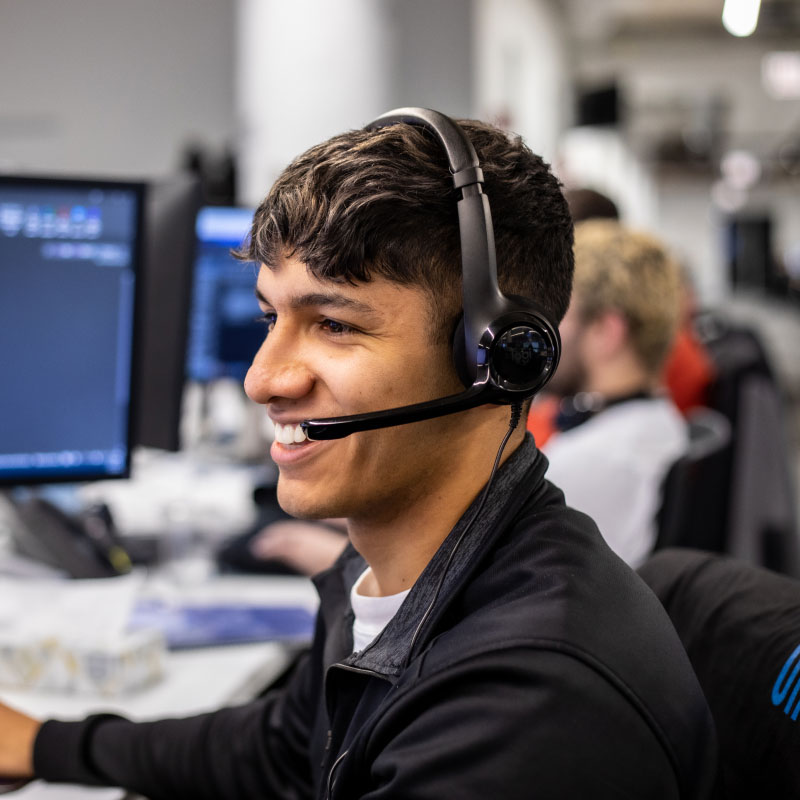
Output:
[257, 312, 277, 333]
[320, 319, 353, 335]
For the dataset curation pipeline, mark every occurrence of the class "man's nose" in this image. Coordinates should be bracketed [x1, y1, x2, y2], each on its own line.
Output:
[244, 324, 314, 404]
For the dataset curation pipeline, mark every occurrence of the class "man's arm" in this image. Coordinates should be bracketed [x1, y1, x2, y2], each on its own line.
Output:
[34, 697, 311, 799]
[2, 646, 319, 800]
[0, 702, 40, 780]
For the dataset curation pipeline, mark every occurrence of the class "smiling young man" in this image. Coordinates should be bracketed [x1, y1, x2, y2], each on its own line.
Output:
[246, 255, 521, 597]
[0, 114, 715, 798]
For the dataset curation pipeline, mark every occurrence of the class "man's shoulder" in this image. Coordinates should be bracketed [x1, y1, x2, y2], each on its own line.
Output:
[546, 396, 686, 455]
[417, 501, 714, 794]
[440, 496, 675, 666]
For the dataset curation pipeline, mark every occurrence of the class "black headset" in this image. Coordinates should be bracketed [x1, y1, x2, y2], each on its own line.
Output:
[301, 107, 561, 441]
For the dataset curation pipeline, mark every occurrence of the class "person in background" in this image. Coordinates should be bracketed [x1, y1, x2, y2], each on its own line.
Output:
[529, 186, 716, 448]
[542, 219, 687, 567]
[562, 186, 619, 223]
[526, 187, 618, 447]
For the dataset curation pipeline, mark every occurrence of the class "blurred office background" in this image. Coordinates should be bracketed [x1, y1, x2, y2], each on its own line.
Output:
[1, 0, 798, 562]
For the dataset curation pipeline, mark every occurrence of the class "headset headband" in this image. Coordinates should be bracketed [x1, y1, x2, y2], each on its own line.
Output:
[366, 108, 510, 378]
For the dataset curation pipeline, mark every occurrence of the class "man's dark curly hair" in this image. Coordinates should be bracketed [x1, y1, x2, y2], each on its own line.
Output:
[238, 119, 574, 337]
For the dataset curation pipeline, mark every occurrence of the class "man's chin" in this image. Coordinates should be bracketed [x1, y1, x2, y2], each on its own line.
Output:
[275, 478, 341, 521]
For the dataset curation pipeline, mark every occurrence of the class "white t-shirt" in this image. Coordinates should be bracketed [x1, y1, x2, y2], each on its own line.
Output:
[350, 568, 411, 653]
[543, 397, 688, 568]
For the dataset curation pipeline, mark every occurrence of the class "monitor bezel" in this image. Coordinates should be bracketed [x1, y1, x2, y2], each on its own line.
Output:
[130, 176, 201, 452]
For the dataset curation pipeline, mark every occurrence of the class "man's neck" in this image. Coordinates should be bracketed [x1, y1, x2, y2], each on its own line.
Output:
[585, 353, 657, 398]
[348, 424, 525, 598]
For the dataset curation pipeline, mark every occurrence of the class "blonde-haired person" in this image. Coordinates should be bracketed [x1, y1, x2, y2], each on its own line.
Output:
[543, 220, 686, 567]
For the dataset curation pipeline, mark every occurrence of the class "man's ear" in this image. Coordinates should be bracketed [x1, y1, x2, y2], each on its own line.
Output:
[588, 309, 629, 360]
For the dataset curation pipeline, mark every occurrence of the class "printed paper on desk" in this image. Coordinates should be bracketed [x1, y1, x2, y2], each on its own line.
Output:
[0, 574, 165, 696]
[0, 573, 144, 640]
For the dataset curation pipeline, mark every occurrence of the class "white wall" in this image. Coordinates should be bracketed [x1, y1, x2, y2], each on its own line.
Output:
[383, 0, 474, 119]
[0, 0, 569, 202]
[557, 127, 659, 229]
[0, 0, 236, 178]
[235, 0, 475, 206]
[235, 0, 393, 206]
[473, 0, 571, 166]
[655, 177, 730, 301]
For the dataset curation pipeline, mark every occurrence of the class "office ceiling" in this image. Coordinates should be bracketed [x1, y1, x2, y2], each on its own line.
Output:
[557, 0, 800, 176]
[562, 0, 800, 42]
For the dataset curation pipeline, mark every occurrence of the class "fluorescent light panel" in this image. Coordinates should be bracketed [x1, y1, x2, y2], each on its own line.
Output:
[722, 0, 762, 37]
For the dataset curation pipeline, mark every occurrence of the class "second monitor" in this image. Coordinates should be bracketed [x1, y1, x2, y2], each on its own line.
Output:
[186, 206, 261, 385]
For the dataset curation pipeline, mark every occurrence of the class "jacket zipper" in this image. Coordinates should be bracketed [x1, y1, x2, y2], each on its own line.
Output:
[326, 748, 349, 799]
[324, 662, 387, 798]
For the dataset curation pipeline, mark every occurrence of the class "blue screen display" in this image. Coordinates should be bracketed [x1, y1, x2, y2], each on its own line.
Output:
[0, 178, 143, 484]
[185, 207, 262, 383]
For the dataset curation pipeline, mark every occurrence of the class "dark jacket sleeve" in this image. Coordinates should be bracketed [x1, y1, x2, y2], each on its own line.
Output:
[33, 649, 317, 800]
[338, 647, 693, 800]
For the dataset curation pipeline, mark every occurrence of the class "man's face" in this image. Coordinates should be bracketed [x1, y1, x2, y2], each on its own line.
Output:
[545, 297, 588, 397]
[244, 256, 466, 524]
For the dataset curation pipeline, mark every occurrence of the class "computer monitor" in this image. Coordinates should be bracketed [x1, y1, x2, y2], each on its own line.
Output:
[131, 176, 201, 452]
[186, 206, 260, 384]
[0, 176, 145, 485]
[726, 215, 776, 292]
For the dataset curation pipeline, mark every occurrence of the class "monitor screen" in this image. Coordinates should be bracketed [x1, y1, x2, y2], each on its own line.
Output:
[726, 215, 774, 291]
[0, 176, 144, 485]
[186, 206, 260, 383]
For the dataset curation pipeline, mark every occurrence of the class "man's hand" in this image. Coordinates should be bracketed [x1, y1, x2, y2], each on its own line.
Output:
[250, 521, 347, 577]
[0, 702, 40, 780]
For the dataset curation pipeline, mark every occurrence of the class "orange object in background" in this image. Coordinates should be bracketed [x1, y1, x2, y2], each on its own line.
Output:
[663, 326, 717, 415]
[526, 394, 559, 448]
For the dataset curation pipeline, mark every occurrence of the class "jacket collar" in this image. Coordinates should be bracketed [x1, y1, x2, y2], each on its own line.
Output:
[314, 434, 548, 680]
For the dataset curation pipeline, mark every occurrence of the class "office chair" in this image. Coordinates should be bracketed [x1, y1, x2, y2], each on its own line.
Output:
[639, 548, 800, 799]
[655, 407, 732, 554]
[698, 317, 800, 575]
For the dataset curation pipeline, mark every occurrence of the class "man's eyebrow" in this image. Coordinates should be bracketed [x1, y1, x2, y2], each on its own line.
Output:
[254, 287, 379, 318]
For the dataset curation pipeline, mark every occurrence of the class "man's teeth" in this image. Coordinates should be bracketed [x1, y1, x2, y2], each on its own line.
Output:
[274, 423, 309, 444]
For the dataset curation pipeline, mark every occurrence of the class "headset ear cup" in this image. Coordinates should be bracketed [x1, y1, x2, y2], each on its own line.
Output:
[451, 315, 473, 388]
[491, 322, 555, 392]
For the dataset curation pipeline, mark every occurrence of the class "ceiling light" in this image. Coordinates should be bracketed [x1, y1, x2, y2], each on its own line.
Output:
[722, 0, 762, 37]
[762, 52, 800, 99]
[720, 150, 762, 190]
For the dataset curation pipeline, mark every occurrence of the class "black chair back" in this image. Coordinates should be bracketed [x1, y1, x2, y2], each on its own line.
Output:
[639, 549, 800, 800]
[656, 407, 732, 553]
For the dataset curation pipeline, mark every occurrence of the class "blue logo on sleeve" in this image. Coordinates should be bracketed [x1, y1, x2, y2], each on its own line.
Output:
[772, 644, 800, 720]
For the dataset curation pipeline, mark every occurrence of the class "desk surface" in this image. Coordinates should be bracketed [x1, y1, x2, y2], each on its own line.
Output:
[2, 575, 318, 799]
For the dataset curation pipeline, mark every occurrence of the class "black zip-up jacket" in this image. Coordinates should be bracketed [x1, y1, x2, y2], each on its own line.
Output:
[34, 437, 716, 798]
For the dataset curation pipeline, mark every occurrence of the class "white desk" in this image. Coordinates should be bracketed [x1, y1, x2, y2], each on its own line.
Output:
[2, 575, 318, 799]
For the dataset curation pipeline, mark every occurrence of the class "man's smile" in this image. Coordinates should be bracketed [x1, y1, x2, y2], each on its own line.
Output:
[273, 421, 310, 444]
